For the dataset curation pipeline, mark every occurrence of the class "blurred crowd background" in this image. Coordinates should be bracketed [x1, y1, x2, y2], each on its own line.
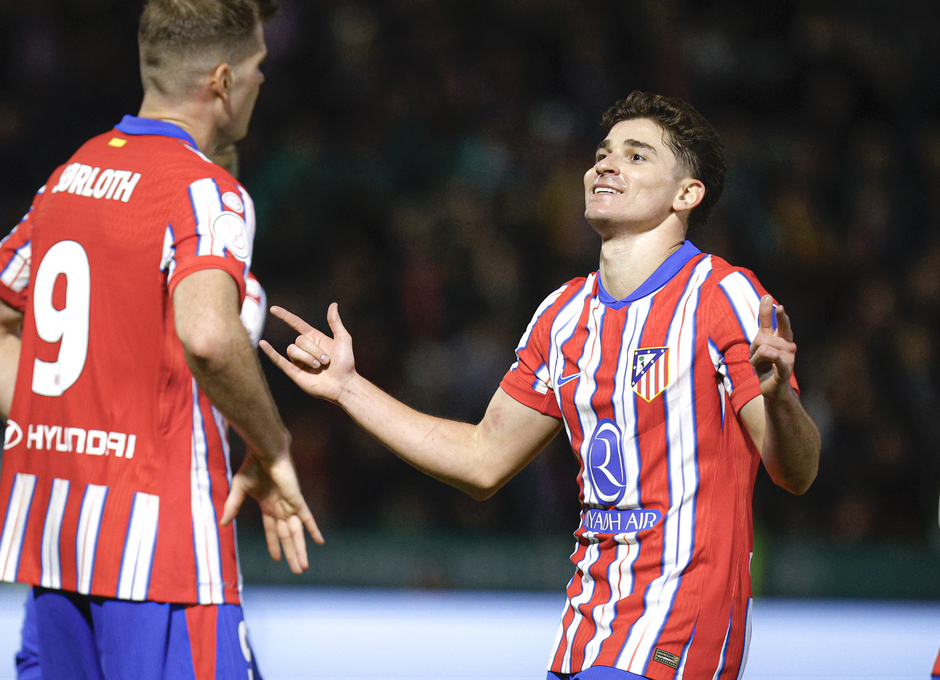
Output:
[1, 0, 939, 592]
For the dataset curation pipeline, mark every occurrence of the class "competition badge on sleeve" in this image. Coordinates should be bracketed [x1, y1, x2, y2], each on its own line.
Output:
[632, 347, 669, 401]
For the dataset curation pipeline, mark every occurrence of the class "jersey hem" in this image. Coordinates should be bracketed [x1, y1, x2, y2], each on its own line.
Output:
[168, 256, 247, 304]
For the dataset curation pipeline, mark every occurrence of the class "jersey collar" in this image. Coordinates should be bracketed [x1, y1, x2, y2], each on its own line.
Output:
[597, 240, 702, 309]
[115, 115, 197, 147]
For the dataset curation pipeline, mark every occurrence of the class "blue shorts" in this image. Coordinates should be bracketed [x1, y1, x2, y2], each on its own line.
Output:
[15, 589, 39, 680]
[22, 587, 262, 680]
[549, 669, 649, 680]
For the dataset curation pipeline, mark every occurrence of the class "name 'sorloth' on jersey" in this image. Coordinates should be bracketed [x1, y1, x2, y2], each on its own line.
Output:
[50, 162, 142, 203]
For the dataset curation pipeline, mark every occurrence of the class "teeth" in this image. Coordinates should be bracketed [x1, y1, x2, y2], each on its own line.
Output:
[594, 187, 617, 194]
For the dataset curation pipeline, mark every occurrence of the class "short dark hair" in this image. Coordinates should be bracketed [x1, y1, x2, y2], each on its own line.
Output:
[601, 91, 727, 231]
[139, 0, 277, 68]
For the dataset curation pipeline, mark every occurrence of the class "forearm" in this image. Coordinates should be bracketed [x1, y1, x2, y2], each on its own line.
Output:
[336, 374, 502, 497]
[336, 378, 560, 500]
[759, 387, 820, 494]
[185, 327, 290, 462]
[175, 269, 290, 462]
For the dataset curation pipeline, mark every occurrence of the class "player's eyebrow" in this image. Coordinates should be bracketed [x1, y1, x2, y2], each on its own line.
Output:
[623, 139, 658, 155]
[595, 138, 659, 155]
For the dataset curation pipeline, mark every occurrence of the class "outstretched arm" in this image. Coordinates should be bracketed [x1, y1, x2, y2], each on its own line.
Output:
[174, 269, 323, 573]
[740, 295, 820, 495]
[261, 304, 563, 500]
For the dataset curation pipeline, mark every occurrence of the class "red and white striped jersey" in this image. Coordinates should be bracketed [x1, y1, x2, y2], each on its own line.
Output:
[0, 115, 257, 606]
[501, 241, 798, 680]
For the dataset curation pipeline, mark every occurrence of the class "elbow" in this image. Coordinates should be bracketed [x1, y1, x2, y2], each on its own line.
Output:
[465, 478, 501, 502]
[467, 488, 493, 502]
[780, 475, 815, 496]
[467, 484, 499, 502]
[178, 318, 235, 373]
[774, 458, 819, 496]
[463, 470, 508, 502]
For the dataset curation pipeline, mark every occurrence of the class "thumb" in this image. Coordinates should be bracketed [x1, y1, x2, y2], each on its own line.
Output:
[220, 479, 247, 526]
[327, 302, 351, 342]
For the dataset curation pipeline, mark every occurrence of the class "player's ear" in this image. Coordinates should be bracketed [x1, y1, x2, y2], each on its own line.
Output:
[672, 178, 705, 214]
[208, 62, 232, 101]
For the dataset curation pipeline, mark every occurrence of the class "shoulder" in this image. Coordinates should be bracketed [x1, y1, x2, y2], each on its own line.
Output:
[697, 253, 763, 297]
[537, 275, 593, 316]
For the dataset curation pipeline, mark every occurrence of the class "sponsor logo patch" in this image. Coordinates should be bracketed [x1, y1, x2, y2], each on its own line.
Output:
[653, 648, 680, 670]
[211, 212, 250, 260]
[221, 191, 244, 213]
[586, 419, 625, 505]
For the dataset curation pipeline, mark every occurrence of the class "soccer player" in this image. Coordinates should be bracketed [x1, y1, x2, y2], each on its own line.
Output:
[0, 1, 322, 677]
[263, 91, 821, 679]
[12, 270, 269, 680]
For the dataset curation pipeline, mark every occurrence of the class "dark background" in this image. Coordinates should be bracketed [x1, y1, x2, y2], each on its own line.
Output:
[2, 0, 939, 595]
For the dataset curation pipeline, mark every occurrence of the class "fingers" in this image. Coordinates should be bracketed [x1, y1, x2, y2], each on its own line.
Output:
[757, 295, 795, 341]
[270, 305, 334, 355]
[262, 514, 282, 562]
[276, 515, 302, 573]
[758, 295, 775, 333]
[286, 515, 310, 573]
[287, 340, 327, 370]
[774, 303, 793, 341]
[269, 305, 316, 335]
[260, 340, 306, 381]
[300, 505, 325, 545]
[750, 343, 793, 374]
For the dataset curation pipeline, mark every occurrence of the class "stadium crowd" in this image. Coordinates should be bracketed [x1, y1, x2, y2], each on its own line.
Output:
[0, 0, 938, 554]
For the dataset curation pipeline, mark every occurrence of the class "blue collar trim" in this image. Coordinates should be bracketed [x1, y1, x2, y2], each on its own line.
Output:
[597, 240, 702, 309]
[114, 115, 197, 147]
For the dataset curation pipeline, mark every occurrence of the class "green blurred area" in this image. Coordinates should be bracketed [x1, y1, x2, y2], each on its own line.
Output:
[239, 527, 940, 600]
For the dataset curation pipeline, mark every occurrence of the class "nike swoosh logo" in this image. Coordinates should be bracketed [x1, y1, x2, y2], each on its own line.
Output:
[557, 373, 580, 386]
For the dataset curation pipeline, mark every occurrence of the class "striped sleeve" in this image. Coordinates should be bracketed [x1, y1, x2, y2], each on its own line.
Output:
[162, 175, 254, 303]
[0, 186, 44, 311]
[708, 268, 798, 413]
[499, 284, 568, 418]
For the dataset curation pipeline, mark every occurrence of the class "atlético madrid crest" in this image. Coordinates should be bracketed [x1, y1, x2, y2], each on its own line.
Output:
[632, 347, 669, 401]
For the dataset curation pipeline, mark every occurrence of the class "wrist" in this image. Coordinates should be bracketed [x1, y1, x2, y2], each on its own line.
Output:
[250, 430, 292, 465]
[336, 371, 366, 410]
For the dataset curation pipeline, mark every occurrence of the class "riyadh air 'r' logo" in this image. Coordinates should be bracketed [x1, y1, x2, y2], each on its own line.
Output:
[632, 347, 669, 401]
[586, 419, 626, 505]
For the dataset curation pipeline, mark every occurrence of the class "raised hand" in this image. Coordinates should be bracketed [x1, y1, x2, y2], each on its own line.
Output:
[260, 303, 356, 404]
[221, 453, 324, 574]
[749, 294, 796, 400]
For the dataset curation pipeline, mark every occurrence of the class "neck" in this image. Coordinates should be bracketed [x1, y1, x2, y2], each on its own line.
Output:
[597, 221, 686, 300]
[137, 94, 222, 156]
